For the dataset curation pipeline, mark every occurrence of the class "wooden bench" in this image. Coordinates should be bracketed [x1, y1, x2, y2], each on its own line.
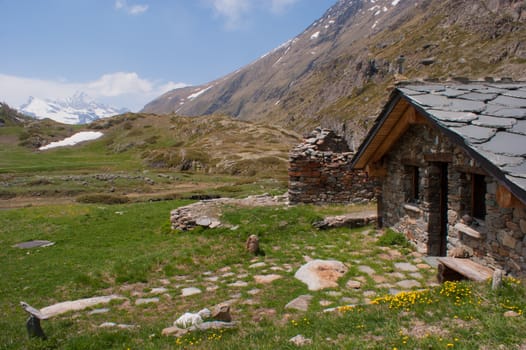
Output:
[437, 257, 493, 283]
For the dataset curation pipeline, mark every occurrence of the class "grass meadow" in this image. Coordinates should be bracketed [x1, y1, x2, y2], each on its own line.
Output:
[1, 200, 525, 349]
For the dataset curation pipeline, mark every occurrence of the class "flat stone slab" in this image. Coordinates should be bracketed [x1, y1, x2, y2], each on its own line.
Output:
[38, 295, 125, 318]
[150, 287, 169, 295]
[99, 322, 137, 329]
[249, 262, 267, 269]
[181, 287, 202, 297]
[295, 259, 348, 291]
[285, 295, 313, 312]
[394, 262, 419, 272]
[14, 240, 55, 249]
[396, 279, 421, 289]
[346, 280, 362, 289]
[358, 265, 375, 275]
[228, 281, 249, 288]
[254, 274, 282, 284]
[88, 308, 110, 315]
[135, 298, 159, 305]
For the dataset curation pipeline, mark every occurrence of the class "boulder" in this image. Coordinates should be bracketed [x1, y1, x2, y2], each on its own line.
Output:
[212, 303, 232, 322]
[294, 259, 348, 291]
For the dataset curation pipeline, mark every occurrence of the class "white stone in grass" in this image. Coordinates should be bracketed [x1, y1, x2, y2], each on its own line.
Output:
[228, 281, 249, 287]
[254, 274, 282, 284]
[135, 298, 159, 305]
[88, 308, 110, 315]
[150, 287, 169, 295]
[409, 272, 423, 280]
[289, 334, 313, 346]
[39, 295, 125, 318]
[346, 280, 362, 289]
[294, 259, 348, 291]
[358, 265, 375, 275]
[175, 313, 204, 328]
[396, 280, 421, 289]
[285, 295, 313, 311]
[249, 262, 267, 269]
[394, 262, 418, 272]
[181, 287, 202, 296]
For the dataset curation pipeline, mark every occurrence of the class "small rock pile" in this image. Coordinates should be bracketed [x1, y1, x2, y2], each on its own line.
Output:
[170, 194, 288, 230]
[313, 212, 378, 229]
[162, 303, 237, 338]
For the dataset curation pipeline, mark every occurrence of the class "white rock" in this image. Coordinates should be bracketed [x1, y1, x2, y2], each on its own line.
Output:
[135, 297, 159, 305]
[181, 287, 202, 296]
[294, 259, 348, 291]
[174, 313, 204, 329]
[254, 274, 282, 284]
[289, 334, 313, 346]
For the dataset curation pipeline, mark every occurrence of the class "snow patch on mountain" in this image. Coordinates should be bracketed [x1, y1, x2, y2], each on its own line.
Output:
[187, 86, 212, 100]
[19, 92, 128, 125]
[39, 131, 104, 150]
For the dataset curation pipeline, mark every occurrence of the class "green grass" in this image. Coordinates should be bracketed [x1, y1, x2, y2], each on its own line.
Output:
[1, 201, 524, 349]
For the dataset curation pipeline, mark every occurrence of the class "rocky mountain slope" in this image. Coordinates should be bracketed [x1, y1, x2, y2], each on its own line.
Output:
[20, 92, 128, 125]
[143, 0, 526, 147]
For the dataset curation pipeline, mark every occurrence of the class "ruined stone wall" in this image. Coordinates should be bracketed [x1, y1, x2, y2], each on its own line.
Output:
[288, 128, 376, 205]
[381, 123, 526, 276]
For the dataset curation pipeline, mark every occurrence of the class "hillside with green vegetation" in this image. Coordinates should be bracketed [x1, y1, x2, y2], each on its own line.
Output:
[0, 109, 300, 207]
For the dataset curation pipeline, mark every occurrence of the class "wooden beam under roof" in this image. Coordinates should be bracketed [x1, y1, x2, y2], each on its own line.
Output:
[365, 103, 429, 168]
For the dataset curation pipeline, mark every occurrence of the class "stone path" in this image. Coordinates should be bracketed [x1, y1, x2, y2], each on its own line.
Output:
[100, 246, 434, 319]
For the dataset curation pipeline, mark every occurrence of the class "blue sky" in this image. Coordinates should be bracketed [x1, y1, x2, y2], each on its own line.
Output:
[0, 0, 335, 111]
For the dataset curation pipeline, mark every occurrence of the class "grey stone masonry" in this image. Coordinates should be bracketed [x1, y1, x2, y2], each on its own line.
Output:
[382, 123, 526, 277]
[352, 81, 526, 278]
[289, 128, 377, 205]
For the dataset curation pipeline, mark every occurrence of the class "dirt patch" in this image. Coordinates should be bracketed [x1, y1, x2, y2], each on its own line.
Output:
[402, 320, 449, 339]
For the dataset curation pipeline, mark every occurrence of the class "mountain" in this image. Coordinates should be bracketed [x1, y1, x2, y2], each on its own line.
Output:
[142, 0, 526, 147]
[19, 92, 128, 125]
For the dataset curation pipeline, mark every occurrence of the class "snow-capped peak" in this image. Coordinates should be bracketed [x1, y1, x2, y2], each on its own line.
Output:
[19, 93, 129, 125]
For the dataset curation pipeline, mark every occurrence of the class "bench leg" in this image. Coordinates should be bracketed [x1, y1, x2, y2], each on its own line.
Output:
[26, 315, 47, 340]
[437, 263, 465, 283]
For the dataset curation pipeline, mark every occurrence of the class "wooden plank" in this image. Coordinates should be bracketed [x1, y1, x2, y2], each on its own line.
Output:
[370, 105, 412, 163]
[437, 257, 493, 282]
[496, 184, 525, 208]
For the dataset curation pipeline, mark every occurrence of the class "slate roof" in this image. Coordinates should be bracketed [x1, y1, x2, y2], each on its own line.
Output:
[352, 81, 526, 204]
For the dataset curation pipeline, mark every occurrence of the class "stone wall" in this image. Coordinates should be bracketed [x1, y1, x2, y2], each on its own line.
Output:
[380, 123, 526, 277]
[288, 128, 377, 205]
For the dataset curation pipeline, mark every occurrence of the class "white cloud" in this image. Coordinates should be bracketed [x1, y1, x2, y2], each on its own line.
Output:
[207, 0, 251, 29]
[205, 0, 300, 29]
[0, 72, 186, 112]
[270, 0, 299, 14]
[115, 0, 149, 15]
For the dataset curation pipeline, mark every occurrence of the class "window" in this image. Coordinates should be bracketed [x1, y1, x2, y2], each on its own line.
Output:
[405, 166, 420, 203]
[472, 174, 486, 219]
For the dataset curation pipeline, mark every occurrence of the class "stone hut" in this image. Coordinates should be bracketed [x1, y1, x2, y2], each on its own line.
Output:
[288, 128, 376, 204]
[351, 81, 526, 277]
